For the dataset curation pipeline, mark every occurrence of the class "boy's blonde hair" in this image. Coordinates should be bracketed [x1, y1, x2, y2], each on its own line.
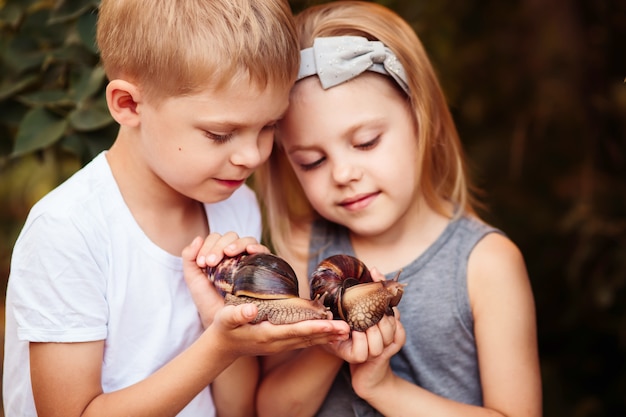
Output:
[254, 1, 480, 260]
[96, 0, 299, 101]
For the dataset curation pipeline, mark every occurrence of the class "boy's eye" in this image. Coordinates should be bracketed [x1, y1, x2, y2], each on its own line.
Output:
[205, 131, 233, 144]
[263, 122, 278, 132]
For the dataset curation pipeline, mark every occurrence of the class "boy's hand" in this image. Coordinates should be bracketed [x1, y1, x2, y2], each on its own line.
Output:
[193, 231, 269, 269]
[182, 232, 269, 328]
[210, 303, 351, 358]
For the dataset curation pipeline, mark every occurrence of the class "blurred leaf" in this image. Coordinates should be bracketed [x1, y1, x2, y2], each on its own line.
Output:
[0, 74, 39, 100]
[49, 0, 98, 24]
[17, 89, 73, 107]
[12, 107, 68, 156]
[73, 64, 105, 102]
[76, 8, 98, 53]
[68, 96, 112, 131]
[0, 3, 23, 28]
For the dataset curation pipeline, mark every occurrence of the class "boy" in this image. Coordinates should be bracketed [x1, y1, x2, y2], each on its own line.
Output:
[3, 0, 349, 416]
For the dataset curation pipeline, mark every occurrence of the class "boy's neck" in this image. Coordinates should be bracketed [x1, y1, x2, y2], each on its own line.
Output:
[106, 138, 210, 256]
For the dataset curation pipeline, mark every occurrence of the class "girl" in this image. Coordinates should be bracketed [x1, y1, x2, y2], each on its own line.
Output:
[254, 1, 542, 416]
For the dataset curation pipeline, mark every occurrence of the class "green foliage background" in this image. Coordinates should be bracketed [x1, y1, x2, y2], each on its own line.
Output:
[1, 0, 625, 416]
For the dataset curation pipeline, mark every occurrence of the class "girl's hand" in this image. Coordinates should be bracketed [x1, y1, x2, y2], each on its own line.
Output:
[182, 232, 269, 328]
[323, 311, 398, 363]
[349, 308, 406, 398]
[325, 266, 399, 362]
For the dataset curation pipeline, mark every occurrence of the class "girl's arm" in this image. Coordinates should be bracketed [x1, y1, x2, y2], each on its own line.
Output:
[349, 233, 542, 417]
[211, 357, 259, 417]
[257, 346, 344, 417]
[257, 312, 398, 417]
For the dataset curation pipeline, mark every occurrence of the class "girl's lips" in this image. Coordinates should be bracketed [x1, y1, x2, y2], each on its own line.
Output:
[215, 178, 246, 188]
[339, 192, 379, 211]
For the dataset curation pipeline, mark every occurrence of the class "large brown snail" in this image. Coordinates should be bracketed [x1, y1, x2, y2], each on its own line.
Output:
[206, 253, 329, 324]
[310, 255, 405, 332]
[206, 253, 405, 331]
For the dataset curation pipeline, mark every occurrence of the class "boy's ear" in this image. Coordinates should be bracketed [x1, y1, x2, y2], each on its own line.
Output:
[106, 79, 142, 127]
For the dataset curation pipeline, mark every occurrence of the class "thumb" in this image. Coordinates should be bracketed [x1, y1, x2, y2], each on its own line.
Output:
[182, 237, 206, 286]
[218, 303, 259, 329]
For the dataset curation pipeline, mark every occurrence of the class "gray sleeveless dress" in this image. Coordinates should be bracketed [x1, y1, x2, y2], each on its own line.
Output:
[306, 215, 501, 416]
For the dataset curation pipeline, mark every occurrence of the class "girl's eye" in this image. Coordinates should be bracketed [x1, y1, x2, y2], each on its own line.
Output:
[355, 136, 380, 150]
[299, 157, 325, 171]
[205, 131, 234, 144]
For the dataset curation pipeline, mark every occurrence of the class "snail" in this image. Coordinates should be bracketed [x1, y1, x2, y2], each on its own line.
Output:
[206, 252, 405, 332]
[206, 252, 329, 325]
[310, 255, 406, 332]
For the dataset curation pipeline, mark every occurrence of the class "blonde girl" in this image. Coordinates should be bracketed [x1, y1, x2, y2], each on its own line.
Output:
[254, 1, 542, 416]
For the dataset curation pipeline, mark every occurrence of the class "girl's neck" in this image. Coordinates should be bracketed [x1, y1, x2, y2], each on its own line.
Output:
[349, 199, 452, 275]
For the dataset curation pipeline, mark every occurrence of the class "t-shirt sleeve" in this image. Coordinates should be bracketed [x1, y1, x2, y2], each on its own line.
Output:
[9, 211, 108, 343]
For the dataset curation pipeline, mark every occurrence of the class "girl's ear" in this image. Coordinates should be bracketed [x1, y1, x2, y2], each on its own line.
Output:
[105, 79, 142, 127]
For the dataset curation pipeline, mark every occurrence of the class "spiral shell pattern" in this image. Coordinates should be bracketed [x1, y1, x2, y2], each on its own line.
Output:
[310, 254, 405, 331]
[206, 253, 328, 324]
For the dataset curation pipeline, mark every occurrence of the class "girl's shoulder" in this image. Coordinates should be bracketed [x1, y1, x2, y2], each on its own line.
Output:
[466, 228, 531, 313]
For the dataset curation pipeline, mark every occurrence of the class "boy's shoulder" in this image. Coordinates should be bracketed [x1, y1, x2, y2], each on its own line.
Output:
[26, 152, 117, 225]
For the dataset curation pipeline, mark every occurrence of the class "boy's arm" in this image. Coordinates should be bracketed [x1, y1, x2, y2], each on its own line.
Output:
[30, 302, 350, 417]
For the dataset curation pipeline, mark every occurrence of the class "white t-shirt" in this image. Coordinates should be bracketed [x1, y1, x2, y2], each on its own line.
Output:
[3, 152, 262, 416]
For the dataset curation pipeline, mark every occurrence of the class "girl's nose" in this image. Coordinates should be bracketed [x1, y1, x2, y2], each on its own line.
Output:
[331, 161, 363, 185]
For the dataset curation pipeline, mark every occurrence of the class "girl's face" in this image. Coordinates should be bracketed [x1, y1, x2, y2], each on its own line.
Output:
[279, 73, 421, 238]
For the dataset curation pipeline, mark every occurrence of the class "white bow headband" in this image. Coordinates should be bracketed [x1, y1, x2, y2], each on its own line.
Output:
[298, 36, 409, 94]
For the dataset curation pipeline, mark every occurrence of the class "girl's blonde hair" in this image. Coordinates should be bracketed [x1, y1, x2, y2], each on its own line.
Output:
[254, 1, 479, 260]
[96, 0, 299, 102]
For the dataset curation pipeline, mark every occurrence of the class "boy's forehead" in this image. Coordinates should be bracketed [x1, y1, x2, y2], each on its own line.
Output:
[165, 81, 291, 123]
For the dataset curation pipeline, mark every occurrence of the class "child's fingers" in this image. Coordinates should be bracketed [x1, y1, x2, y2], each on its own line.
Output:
[197, 232, 239, 267]
[369, 267, 387, 282]
[364, 325, 385, 357]
[376, 314, 397, 347]
[241, 242, 271, 256]
[198, 233, 267, 267]
[347, 331, 370, 363]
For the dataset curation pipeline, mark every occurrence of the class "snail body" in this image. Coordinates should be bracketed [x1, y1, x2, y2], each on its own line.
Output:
[206, 253, 329, 324]
[310, 255, 406, 332]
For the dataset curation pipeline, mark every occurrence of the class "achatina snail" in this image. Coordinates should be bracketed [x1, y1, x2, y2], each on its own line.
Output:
[310, 255, 406, 332]
[206, 253, 329, 325]
[206, 252, 406, 332]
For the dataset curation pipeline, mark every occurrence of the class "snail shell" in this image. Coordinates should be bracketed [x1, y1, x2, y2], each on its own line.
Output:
[310, 254, 406, 332]
[206, 253, 329, 324]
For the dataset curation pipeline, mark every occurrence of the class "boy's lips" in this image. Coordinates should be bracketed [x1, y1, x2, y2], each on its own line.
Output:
[338, 192, 379, 211]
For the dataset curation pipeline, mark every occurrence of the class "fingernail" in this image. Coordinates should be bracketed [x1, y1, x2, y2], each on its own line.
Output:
[243, 304, 256, 317]
[206, 254, 216, 265]
[197, 256, 206, 266]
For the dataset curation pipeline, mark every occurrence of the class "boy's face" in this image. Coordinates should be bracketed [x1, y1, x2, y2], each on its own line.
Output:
[135, 82, 289, 204]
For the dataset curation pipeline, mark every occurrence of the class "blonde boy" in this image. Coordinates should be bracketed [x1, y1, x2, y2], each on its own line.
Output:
[3, 1, 349, 416]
